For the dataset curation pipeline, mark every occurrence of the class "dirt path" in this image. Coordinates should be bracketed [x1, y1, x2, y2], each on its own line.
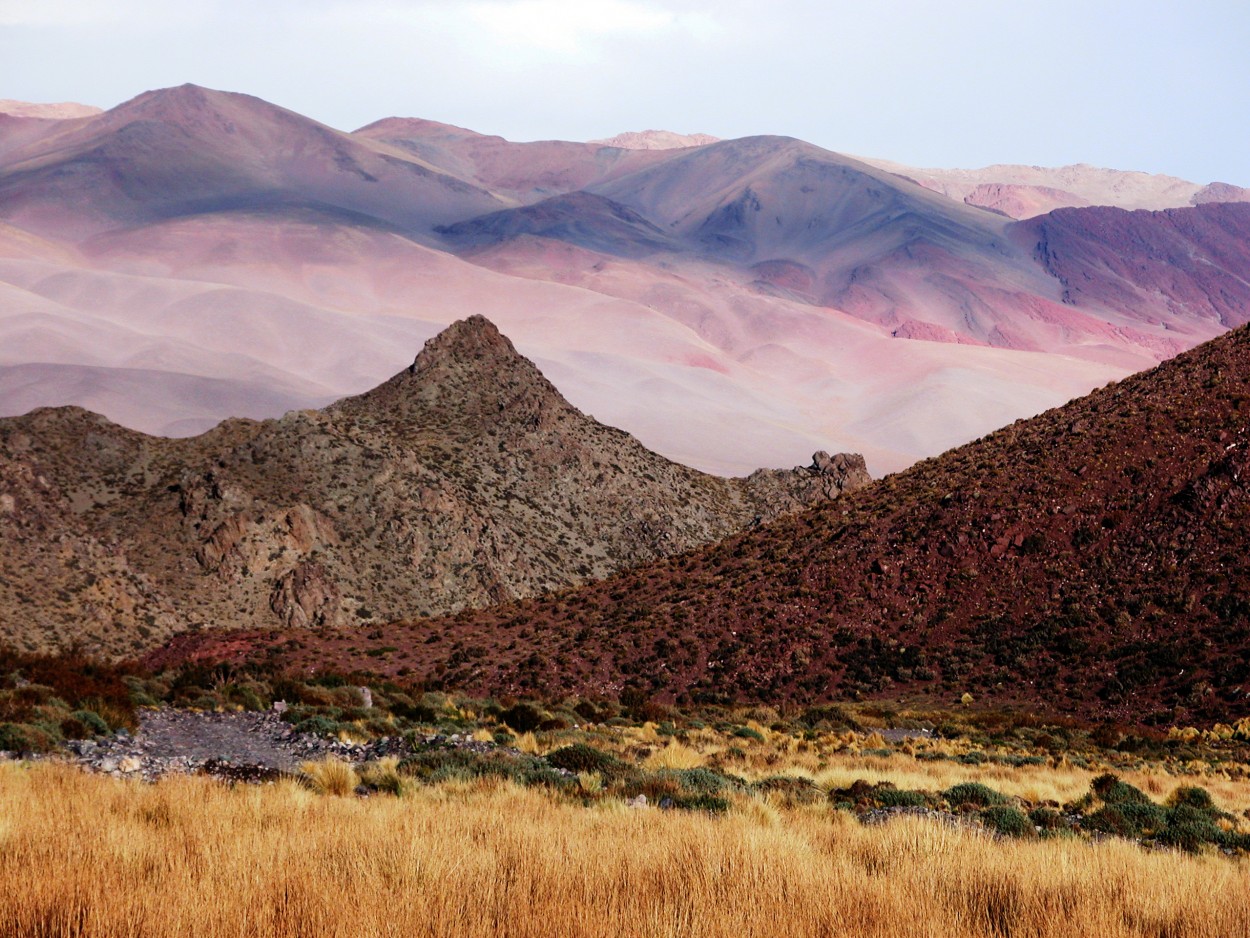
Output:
[48, 707, 482, 782]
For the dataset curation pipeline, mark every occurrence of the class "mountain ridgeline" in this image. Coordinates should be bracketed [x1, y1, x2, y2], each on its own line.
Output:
[3, 84, 1250, 478]
[0, 316, 869, 657]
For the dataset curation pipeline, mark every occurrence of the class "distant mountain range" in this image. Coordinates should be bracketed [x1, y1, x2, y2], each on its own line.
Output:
[0, 316, 867, 657]
[3, 85, 1248, 475]
[173, 323, 1250, 724]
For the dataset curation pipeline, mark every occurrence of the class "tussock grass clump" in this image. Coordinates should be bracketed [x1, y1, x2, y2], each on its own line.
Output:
[643, 740, 704, 771]
[300, 758, 359, 796]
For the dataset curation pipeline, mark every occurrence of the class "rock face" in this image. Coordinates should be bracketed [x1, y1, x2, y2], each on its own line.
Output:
[0, 316, 869, 657]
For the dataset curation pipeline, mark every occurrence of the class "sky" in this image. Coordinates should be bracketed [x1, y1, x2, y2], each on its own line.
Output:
[2, 0, 1247, 184]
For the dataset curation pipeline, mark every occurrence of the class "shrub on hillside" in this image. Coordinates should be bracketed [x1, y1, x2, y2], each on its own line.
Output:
[980, 805, 1034, 838]
[943, 782, 1008, 807]
[1167, 786, 1215, 811]
[545, 743, 625, 778]
[876, 787, 929, 808]
[1091, 773, 1151, 805]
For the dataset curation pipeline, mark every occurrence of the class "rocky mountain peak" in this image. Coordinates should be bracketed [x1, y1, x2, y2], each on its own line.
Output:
[329, 315, 574, 436]
[408, 314, 519, 376]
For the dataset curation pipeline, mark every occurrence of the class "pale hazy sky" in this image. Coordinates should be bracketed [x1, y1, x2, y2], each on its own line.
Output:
[3, 0, 1247, 184]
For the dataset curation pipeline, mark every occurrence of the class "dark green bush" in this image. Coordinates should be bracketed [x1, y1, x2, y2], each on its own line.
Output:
[980, 805, 1033, 838]
[943, 782, 1008, 807]
[666, 767, 740, 796]
[799, 705, 862, 732]
[876, 788, 928, 808]
[672, 793, 730, 813]
[545, 744, 625, 778]
[1091, 773, 1151, 805]
[1168, 786, 1215, 811]
[731, 726, 765, 742]
[1029, 807, 1063, 831]
[401, 748, 573, 791]
[1116, 801, 1167, 834]
[1158, 804, 1223, 852]
[0, 722, 57, 753]
[400, 748, 478, 781]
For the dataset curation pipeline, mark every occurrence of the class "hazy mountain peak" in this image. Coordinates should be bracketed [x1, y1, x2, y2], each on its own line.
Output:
[352, 116, 490, 140]
[590, 130, 720, 150]
[0, 99, 103, 119]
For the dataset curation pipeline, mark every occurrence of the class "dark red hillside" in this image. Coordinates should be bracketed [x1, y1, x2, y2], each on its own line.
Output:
[158, 326, 1250, 726]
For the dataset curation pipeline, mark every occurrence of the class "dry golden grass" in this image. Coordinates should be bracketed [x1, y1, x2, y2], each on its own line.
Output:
[2, 762, 1249, 937]
[643, 740, 705, 771]
[299, 756, 359, 796]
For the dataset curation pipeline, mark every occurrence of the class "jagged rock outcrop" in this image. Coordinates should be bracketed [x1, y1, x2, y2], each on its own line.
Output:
[0, 316, 870, 657]
[745, 452, 872, 518]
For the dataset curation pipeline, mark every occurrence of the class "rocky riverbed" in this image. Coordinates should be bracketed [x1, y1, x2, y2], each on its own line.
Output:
[5, 706, 500, 783]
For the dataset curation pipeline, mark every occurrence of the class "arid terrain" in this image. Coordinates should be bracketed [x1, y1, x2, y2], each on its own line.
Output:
[0, 315, 866, 657]
[159, 323, 1250, 725]
[3, 85, 1250, 475]
[3, 79, 1250, 938]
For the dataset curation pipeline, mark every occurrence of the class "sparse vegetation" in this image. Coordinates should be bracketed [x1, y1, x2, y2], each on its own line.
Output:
[3, 761, 1250, 937]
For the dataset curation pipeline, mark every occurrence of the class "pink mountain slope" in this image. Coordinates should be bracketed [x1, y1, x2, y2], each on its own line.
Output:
[860, 157, 1250, 217]
[353, 118, 678, 203]
[0, 100, 102, 119]
[1, 86, 1247, 478]
[0, 85, 507, 241]
[588, 130, 720, 150]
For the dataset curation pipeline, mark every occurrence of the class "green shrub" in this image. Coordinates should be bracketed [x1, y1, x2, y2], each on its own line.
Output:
[545, 744, 624, 777]
[980, 805, 1033, 837]
[876, 787, 928, 808]
[400, 748, 478, 781]
[731, 726, 765, 742]
[0, 722, 57, 753]
[1159, 804, 1223, 852]
[1091, 773, 1151, 805]
[1085, 806, 1135, 838]
[1116, 801, 1167, 834]
[1029, 807, 1063, 831]
[943, 782, 1008, 807]
[400, 748, 573, 792]
[666, 767, 740, 796]
[71, 709, 109, 736]
[1167, 786, 1215, 811]
[673, 793, 730, 813]
[798, 706, 862, 732]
